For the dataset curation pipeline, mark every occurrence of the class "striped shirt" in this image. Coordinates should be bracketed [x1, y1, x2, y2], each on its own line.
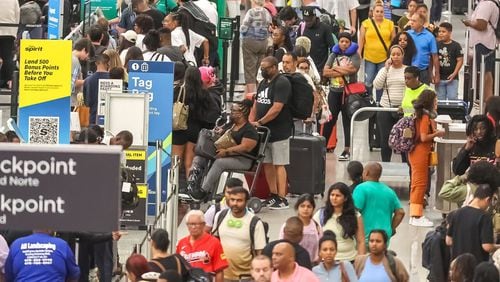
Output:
[373, 66, 406, 108]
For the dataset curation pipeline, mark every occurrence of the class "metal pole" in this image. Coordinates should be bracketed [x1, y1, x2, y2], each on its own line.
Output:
[479, 54, 486, 114]
[495, 48, 500, 96]
[166, 155, 180, 254]
[155, 140, 162, 221]
[75, 238, 80, 265]
[221, 40, 229, 103]
[229, 16, 241, 101]
[472, 46, 477, 102]
[135, 243, 141, 254]
[10, 71, 19, 122]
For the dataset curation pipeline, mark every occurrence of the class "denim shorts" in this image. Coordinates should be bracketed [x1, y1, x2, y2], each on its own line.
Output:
[475, 43, 495, 73]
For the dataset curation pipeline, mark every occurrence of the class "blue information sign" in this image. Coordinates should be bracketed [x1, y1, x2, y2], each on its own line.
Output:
[128, 61, 174, 216]
[48, 0, 62, 39]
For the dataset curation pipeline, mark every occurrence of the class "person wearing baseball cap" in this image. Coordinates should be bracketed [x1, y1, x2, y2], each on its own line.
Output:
[119, 30, 138, 65]
[298, 6, 334, 72]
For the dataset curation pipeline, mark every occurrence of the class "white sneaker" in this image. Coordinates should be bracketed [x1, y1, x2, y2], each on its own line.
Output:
[410, 216, 433, 227]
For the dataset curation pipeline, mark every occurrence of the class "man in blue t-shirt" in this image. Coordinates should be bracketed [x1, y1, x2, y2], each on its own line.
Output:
[408, 13, 439, 85]
[5, 231, 80, 282]
[353, 162, 406, 244]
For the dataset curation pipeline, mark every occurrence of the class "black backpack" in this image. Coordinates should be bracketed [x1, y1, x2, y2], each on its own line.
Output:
[487, 0, 500, 40]
[120, 166, 139, 210]
[281, 73, 314, 120]
[211, 209, 269, 255]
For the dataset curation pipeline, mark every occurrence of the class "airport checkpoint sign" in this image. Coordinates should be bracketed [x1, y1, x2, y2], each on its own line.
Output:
[0, 144, 122, 232]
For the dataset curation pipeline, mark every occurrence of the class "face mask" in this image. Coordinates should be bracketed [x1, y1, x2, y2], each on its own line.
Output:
[261, 69, 270, 80]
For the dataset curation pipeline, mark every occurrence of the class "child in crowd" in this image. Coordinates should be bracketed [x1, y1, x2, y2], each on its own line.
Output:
[437, 22, 463, 100]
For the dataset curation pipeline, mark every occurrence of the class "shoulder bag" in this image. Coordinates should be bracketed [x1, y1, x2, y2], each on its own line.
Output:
[370, 18, 389, 55]
[214, 125, 237, 150]
[173, 84, 189, 131]
[428, 123, 438, 167]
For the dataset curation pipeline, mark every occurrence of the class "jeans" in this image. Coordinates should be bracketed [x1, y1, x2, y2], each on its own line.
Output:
[364, 61, 385, 102]
[377, 111, 408, 162]
[430, 0, 443, 23]
[419, 69, 431, 85]
[436, 79, 459, 100]
[322, 90, 351, 148]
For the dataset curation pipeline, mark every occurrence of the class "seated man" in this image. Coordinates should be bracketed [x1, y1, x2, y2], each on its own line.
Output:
[187, 100, 259, 201]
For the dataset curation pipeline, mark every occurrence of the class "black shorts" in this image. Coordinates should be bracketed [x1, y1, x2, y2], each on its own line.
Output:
[172, 123, 201, 145]
[475, 43, 495, 73]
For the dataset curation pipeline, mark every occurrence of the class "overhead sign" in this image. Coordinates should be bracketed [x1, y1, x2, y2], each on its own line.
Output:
[18, 40, 72, 144]
[0, 144, 121, 232]
[48, 0, 63, 39]
[97, 79, 123, 125]
[128, 61, 174, 216]
[89, 0, 117, 20]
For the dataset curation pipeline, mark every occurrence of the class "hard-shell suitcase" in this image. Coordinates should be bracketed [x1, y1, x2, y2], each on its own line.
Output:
[286, 134, 326, 196]
[437, 100, 468, 122]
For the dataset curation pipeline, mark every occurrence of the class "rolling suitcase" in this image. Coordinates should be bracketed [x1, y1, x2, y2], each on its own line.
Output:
[437, 100, 468, 122]
[286, 134, 326, 196]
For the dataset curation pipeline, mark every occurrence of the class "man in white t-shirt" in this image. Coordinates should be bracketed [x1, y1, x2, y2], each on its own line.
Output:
[318, 0, 360, 34]
[212, 187, 267, 282]
[193, 0, 219, 28]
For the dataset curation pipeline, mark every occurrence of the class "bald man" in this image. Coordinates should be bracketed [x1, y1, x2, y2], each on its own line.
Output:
[271, 242, 319, 281]
[262, 217, 312, 269]
[352, 162, 405, 245]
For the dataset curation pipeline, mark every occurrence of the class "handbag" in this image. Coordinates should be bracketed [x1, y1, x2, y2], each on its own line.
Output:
[214, 125, 237, 150]
[428, 123, 438, 166]
[344, 84, 376, 121]
[73, 106, 90, 127]
[194, 129, 217, 159]
[173, 84, 189, 131]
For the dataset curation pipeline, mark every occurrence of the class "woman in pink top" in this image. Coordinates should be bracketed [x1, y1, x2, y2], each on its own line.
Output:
[279, 194, 322, 263]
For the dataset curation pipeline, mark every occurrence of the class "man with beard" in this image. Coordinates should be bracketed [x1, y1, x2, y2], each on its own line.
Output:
[250, 56, 292, 210]
[212, 187, 267, 282]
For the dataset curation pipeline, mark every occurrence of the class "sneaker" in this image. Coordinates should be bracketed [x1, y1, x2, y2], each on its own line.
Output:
[269, 197, 289, 210]
[263, 194, 279, 207]
[338, 151, 350, 161]
[188, 187, 208, 202]
[178, 187, 190, 200]
[409, 216, 433, 227]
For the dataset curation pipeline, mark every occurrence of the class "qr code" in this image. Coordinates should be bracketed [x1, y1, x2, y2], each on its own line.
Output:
[29, 116, 59, 144]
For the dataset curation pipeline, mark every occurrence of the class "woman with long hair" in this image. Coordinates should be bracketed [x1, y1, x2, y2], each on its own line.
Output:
[452, 115, 497, 175]
[408, 90, 445, 226]
[313, 183, 365, 262]
[391, 31, 416, 66]
[163, 12, 209, 66]
[280, 193, 322, 262]
[124, 46, 144, 72]
[373, 45, 408, 162]
[267, 26, 292, 62]
[358, 0, 396, 103]
[312, 231, 358, 281]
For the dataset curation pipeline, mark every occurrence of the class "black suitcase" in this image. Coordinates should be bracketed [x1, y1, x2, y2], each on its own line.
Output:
[437, 100, 469, 122]
[451, 0, 467, 14]
[286, 134, 326, 196]
[368, 115, 380, 151]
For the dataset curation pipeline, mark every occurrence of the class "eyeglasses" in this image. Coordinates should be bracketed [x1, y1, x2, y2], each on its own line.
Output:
[227, 218, 243, 228]
[187, 222, 205, 227]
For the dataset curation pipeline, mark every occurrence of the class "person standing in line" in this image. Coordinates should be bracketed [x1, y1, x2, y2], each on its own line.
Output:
[408, 90, 445, 227]
[436, 22, 463, 101]
[251, 255, 273, 282]
[251, 56, 292, 210]
[312, 231, 358, 281]
[0, 0, 19, 89]
[271, 242, 320, 281]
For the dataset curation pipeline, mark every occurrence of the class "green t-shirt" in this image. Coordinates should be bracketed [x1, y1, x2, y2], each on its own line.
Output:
[401, 83, 429, 116]
[352, 181, 402, 243]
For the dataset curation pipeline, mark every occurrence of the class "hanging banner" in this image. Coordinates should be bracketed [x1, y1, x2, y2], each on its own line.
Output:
[18, 40, 72, 144]
[0, 144, 121, 232]
[128, 61, 174, 216]
[89, 0, 118, 20]
[48, 0, 63, 39]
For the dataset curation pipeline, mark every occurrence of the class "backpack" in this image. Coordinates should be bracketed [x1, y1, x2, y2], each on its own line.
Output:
[486, 0, 500, 40]
[212, 209, 270, 255]
[20, 1, 42, 25]
[281, 73, 314, 120]
[120, 166, 140, 210]
[421, 230, 435, 270]
[388, 116, 417, 153]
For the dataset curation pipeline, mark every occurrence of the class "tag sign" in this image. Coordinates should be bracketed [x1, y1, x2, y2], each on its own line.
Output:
[97, 79, 123, 125]
[0, 144, 121, 232]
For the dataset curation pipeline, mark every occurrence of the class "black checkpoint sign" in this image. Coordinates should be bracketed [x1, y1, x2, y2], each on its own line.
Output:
[0, 144, 122, 232]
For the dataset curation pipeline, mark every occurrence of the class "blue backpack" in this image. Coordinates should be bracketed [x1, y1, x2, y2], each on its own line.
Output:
[388, 116, 417, 153]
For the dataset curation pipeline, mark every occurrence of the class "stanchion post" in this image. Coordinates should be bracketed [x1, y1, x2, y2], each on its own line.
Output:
[10, 71, 19, 122]
[75, 237, 80, 264]
[155, 140, 162, 222]
[479, 54, 486, 113]
[229, 16, 240, 101]
[221, 40, 229, 103]
[166, 155, 180, 254]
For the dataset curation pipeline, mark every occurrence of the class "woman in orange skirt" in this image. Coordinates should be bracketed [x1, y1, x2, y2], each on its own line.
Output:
[408, 90, 445, 227]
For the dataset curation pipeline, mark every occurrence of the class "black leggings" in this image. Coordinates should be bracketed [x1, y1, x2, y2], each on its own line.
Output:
[377, 111, 407, 162]
[322, 90, 351, 148]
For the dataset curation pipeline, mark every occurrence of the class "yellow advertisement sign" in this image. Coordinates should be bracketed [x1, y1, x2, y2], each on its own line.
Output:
[137, 184, 147, 199]
[19, 40, 72, 108]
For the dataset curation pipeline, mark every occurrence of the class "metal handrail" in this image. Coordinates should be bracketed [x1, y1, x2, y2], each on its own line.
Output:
[349, 107, 399, 159]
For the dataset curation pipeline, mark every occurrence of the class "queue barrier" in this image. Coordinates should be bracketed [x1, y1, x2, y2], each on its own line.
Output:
[349, 107, 411, 184]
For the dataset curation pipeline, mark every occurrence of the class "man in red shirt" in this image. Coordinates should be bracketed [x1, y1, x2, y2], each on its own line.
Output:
[176, 210, 228, 282]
